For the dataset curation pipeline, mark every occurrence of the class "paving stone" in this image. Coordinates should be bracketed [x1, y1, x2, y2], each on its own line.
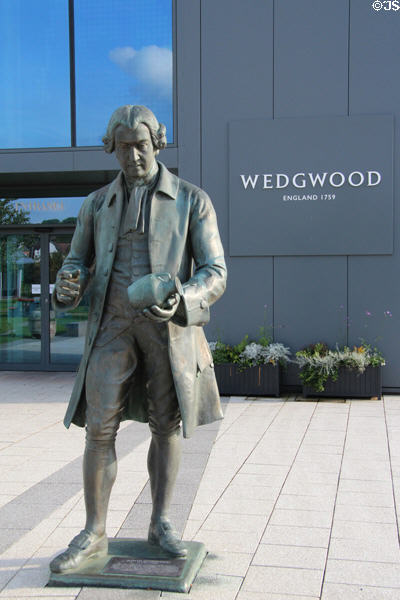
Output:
[199, 550, 252, 576]
[187, 504, 212, 521]
[237, 593, 319, 600]
[285, 471, 339, 485]
[325, 559, 400, 587]
[239, 463, 289, 476]
[182, 519, 202, 540]
[336, 490, 395, 508]
[291, 456, 342, 472]
[281, 482, 337, 497]
[261, 525, 331, 548]
[213, 496, 274, 516]
[331, 520, 399, 543]
[253, 543, 327, 570]
[218, 484, 280, 502]
[0, 562, 81, 596]
[340, 464, 391, 482]
[0, 597, 77, 600]
[242, 565, 323, 597]
[246, 451, 297, 466]
[276, 494, 335, 511]
[195, 529, 261, 554]
[269, 509, 333, 528]
[77, 588, 160, 599]
[321, 582, 400, 599]
[338, 478, 393, 493]
[333, 504, 396, 524]
[328, 537, 400, 563]
[161, 573, 242, 599]
[202, 512, 268, 535]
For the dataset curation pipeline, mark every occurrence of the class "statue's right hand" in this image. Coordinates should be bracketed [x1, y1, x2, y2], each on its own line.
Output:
[55, 269, 81, 304]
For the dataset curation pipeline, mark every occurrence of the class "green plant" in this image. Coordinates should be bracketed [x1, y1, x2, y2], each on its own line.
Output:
[209, 335, 249, 366]
[209, 334, 291, 370]
[296, 342, 385, 392]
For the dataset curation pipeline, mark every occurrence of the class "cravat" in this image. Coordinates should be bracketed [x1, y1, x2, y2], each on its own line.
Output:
[123, 185, 147, 234]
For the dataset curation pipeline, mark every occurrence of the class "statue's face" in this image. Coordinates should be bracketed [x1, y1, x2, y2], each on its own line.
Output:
[114, 123, 158, 180]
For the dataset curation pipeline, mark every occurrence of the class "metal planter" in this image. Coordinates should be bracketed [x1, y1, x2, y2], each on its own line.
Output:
[302, 366, 382, 399]
[214, 363, 280, 397]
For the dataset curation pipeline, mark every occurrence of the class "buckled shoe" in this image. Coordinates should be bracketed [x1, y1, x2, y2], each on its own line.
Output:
[148, 517, 187, 557]
[49, 529, 108, 573]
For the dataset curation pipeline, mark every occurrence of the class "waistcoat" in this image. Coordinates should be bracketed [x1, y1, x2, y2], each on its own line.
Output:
[106, 188, 152, 318]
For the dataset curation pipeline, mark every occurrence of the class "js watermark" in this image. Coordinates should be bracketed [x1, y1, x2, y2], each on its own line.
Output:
[372, 1, 400, 10]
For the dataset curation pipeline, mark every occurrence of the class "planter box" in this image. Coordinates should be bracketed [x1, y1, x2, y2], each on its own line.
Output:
[214, 363, 280, 397]
[302, 366, 382, 399]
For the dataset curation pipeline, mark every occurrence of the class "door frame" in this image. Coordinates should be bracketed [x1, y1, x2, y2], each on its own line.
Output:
[0, 225, 78, 371]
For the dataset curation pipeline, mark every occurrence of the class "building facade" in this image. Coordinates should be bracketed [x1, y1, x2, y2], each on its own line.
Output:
[1, 1, 400, 393]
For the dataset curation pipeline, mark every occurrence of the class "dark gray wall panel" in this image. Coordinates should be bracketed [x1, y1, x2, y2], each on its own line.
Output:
[348, 256, 399, 387]
[201, 0, 274, 344]
[274, 0, 349, 118]
[205, 257, 273, 347]
[272, 1, 349, 372]
[176, 0, 201, 185]
[348, 0, 400, 387]
[201, 0, 274, 245]
[274, 257, 348, 350]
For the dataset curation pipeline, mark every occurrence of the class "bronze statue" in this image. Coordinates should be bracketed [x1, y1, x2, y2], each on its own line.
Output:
[49, 105, 226, 573]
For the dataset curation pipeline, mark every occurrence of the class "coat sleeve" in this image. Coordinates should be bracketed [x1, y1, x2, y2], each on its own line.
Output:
[52, 193, 96, 312]
[173, 189, 227, 327]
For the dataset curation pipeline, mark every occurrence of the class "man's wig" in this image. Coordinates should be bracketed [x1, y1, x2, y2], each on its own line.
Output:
[102, 105, 167, 153]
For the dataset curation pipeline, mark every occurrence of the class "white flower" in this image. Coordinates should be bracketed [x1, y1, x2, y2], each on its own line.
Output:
[239, 342, 291, 367]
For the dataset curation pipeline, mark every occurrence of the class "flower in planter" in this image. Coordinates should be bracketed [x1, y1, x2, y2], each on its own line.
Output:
[239, 342, 291, 368]
[296, 342, 385, 393]
[208, 337, 291, 369]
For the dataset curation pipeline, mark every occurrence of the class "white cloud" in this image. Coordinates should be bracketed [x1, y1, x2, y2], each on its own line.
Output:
[109, 45, 172, 98]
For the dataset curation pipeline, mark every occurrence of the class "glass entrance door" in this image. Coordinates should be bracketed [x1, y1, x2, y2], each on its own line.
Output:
[49, 231, 89, 365]
[0, 232, 42, 364]
[0, 228, 88, 370]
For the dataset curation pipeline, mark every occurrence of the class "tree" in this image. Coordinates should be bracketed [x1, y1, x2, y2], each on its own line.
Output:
[0, 199, 30, 224]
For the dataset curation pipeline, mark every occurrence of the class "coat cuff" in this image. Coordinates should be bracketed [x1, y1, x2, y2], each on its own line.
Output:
[173, 283, 210, 327]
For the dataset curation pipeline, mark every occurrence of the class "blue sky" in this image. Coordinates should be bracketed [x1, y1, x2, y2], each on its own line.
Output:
[0, 0, 173, 149]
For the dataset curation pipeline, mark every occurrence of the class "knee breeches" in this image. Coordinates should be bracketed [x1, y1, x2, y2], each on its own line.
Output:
[85, 314, 181, 442]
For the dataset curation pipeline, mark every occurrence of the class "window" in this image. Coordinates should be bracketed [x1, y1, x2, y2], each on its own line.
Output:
[0, 0, 173, 150]
[75, 0, 173, 145]
[2, 197, 85, 225]
[0, 0, 70, 148]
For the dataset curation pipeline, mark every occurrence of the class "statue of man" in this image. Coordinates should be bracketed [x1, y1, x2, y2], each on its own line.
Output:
[49, 105, 226, 573]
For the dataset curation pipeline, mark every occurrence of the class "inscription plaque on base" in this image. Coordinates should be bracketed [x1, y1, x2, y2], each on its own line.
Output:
[47, 538, 207, 593]
[103, 556, 185, 577]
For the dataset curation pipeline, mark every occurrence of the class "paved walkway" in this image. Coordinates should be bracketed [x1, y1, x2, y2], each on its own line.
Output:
[0, 372, 399, 599]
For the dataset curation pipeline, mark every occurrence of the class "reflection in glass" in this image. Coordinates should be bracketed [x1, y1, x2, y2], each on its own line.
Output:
[75, 0, 173, 146]
[0, 0, 70, 148]
[0, 234, 41, 363]
[50, 234, 88, 365]
[2, 197, 85, 225]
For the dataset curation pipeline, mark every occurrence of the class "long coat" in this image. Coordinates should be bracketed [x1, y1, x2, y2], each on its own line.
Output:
[53, 162, 227, 438]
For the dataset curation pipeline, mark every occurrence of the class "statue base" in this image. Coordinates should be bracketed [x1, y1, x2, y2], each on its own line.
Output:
[47, 538, 207, 593]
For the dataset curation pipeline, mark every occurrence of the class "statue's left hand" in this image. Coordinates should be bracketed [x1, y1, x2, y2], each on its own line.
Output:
[143, 293, 180, 323]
